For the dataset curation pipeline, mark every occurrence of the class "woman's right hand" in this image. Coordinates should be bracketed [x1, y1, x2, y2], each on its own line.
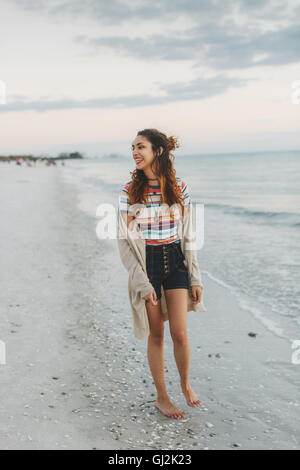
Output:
[143, 289, 158, 306]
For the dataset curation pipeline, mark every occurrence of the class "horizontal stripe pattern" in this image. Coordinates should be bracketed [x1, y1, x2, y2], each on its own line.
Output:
[119, 177, 191, 245]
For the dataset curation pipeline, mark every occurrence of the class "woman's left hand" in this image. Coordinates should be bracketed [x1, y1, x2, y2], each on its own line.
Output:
[190, 285, 203, 304]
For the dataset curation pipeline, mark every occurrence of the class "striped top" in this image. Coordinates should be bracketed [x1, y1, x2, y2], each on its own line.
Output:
[119, 177, 191, 245]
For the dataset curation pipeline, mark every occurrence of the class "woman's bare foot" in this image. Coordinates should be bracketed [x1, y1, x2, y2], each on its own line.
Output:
[155, 397, 186, 419]
[181, 383, 202, 407]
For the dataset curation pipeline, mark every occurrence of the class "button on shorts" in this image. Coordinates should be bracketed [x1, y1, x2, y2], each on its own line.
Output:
[145, 240, 189, 301]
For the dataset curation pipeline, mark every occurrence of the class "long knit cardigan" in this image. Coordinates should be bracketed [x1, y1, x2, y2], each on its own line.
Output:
[117, 196, 206, 340]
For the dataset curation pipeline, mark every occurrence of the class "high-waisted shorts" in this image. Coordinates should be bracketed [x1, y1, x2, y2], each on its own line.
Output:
[145, 240, 189, 301]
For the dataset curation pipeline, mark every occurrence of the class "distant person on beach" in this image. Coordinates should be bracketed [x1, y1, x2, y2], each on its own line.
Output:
[118, 128, 205, 420]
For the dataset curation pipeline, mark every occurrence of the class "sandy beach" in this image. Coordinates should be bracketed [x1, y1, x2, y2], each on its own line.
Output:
[0, 163, 299, 450]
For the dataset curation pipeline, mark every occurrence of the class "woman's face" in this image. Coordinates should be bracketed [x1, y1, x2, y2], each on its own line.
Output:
[131, 135, 157, 171]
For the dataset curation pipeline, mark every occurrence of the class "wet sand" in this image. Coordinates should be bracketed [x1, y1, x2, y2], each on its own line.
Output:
[0, 163, 299, 450]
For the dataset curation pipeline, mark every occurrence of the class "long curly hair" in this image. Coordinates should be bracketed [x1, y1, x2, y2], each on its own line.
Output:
[128, 128, 185, 214]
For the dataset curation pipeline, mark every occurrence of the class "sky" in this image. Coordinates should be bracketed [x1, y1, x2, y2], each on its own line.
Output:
[0, 0, 300, 157]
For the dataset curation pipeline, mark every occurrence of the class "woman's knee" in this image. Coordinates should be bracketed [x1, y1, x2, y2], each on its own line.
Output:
[170, 329, 188, 345]
[149, 327, 164, 344]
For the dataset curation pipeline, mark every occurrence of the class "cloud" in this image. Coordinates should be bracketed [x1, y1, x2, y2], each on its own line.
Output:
[10, 0, 231, 24]
[75, 21, 300, 69]
[10, 0, 296, 24]
[0, 74, 250, 112]
[199, 24, 300, 69]
[9, 0, 300, 69]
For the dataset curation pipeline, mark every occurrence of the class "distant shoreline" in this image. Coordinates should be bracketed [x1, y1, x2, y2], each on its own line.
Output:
[0, 152, 84, 162]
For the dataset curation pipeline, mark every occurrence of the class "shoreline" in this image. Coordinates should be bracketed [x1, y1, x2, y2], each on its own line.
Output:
[0, 164, 299, 449]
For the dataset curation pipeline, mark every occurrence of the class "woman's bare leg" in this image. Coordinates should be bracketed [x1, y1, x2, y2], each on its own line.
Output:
[146, 299, 185, 418]
[164, 288, 202, 407]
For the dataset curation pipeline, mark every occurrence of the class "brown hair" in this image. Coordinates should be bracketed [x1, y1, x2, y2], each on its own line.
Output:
[128, 128, 185, 214]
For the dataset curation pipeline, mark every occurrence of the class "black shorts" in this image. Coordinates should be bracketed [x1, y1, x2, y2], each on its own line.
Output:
[145, 240, 189, 301]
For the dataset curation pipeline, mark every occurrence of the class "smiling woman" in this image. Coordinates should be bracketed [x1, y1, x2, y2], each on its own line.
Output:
[117, 128, 205, 420]
[129, 129, 184, 212]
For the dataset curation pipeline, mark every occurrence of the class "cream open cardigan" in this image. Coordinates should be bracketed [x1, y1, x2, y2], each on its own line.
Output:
[117, 196, 206, 340]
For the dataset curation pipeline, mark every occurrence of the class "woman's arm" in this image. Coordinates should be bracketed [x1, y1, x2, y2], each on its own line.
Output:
[117, 200, 154, 300]
[117, 236, 154, 299]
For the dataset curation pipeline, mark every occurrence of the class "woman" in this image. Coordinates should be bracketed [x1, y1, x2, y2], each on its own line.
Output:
[117, 128, 205, 419]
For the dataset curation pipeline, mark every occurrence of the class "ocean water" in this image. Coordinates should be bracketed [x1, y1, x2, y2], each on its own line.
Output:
[60, 150, 300, 341]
